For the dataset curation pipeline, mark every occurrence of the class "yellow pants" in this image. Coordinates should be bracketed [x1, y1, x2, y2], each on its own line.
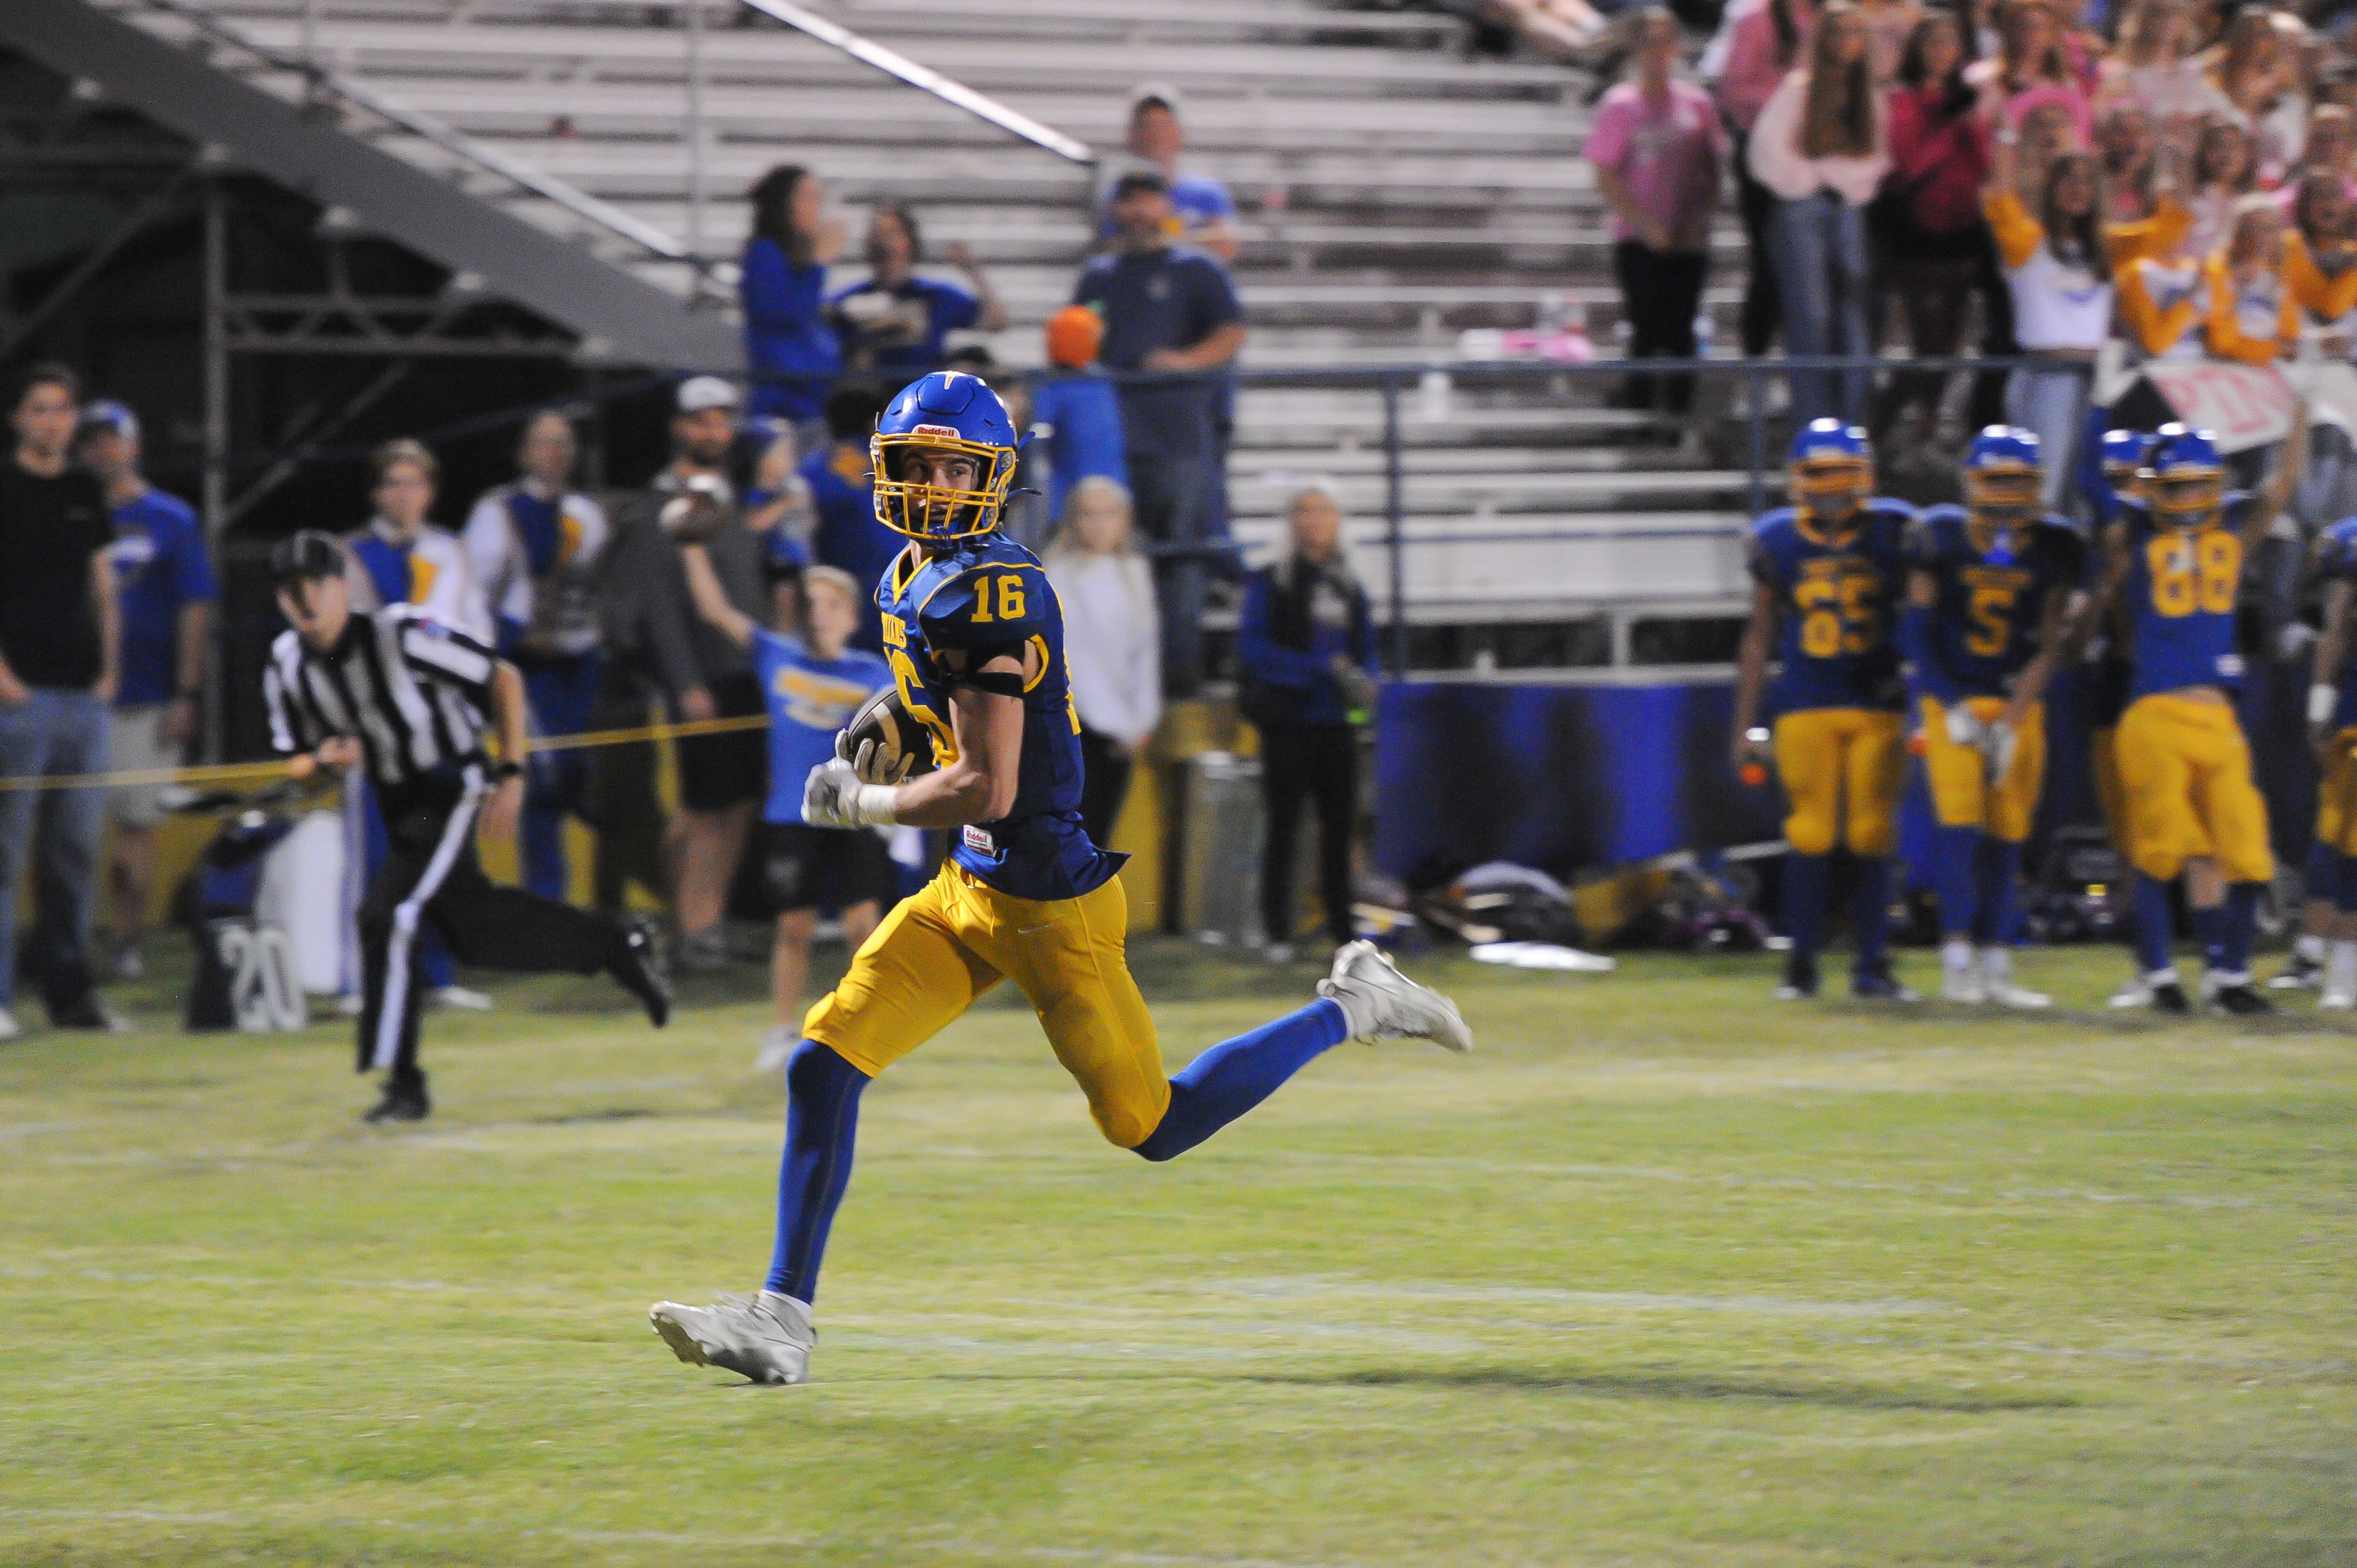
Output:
[1773, 708, 1906, 856]
[2115, 693, 2275, 884]
[802, 862, 1171, 1148]
[1919, 697, 2046, 843]
[2314, 726, 2357, 857]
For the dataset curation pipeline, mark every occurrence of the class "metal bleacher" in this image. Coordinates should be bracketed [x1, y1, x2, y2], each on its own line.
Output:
[44, 0, 1757, 671]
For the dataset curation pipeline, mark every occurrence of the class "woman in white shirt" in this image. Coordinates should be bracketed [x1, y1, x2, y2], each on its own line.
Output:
[1043, 477, 1161, 848]
[1747, 1, 1890, 423]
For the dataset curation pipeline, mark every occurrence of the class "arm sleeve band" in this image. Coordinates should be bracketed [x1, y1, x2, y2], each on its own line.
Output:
[958, 666, 1029, 698]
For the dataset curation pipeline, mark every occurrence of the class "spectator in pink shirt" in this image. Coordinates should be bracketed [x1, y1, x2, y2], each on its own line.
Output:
[1749, 1, 1890, 422]
[1589, 7, 1725, 421]
[1877, 8, 2001, 438]
[1708, 0, 1818, 359]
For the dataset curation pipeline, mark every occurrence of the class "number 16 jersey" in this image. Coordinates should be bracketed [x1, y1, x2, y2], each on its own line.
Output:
[2116, 494, 2252, 701]
[1748, 501, 1916, 714]
[876, 533, 1124, 902]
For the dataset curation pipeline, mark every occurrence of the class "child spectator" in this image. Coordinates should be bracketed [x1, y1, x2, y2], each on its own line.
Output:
[2286, 168, 2357, 332]
[2187, 114, 2259, 261]
[1042, 478, 1161, 848]
[828, 203, 1007, 379]
[1588, 7, 1724, 424]
[1030, 305, 1129, 527]
[676, 544, 894, 1075]
[1879, 8, 1997, 436]
[1749, 0, 1889, 423]
[740, 164, 844, 450]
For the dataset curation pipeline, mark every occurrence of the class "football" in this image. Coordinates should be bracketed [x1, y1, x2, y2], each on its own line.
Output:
[843, 686, 937, 781]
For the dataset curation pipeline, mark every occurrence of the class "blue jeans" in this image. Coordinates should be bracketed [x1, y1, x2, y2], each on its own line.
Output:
[2003, 365, 2088, 511]
[1766, 192, 1871, 425]
[1127, 444, 1212, 698]
[0, 689, 110, 1008]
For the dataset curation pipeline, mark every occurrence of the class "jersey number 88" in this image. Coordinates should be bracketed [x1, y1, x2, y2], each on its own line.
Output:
[2145, 533, 2238, 618]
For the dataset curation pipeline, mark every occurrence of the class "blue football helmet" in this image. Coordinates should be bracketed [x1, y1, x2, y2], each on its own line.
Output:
[2143, 422, 2226, 527]
[2098, 427, 2151, 479]
[1963, 424, 2042, 528]
[1787, 417, 1873, 520]
[870, 371, 1020, 541]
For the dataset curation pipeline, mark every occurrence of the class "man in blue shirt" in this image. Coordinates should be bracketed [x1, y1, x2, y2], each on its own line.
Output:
[1093, 85, 1241, 263]
[799, 386, 899, 652]
[74, 401, 217, 978]
[676, 528, 894, 1072]
[1073, 171, 1247, 697]
[827, 203, 1007, 380]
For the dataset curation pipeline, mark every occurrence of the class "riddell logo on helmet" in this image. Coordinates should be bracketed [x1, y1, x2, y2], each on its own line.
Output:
[910, 424, 960, 439]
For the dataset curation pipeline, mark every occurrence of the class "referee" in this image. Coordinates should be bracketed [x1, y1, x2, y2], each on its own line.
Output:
[264, 531, 670, 1122]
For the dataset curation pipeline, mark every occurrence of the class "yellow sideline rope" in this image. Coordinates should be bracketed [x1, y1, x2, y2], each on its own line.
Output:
[0, 713, 771, 793]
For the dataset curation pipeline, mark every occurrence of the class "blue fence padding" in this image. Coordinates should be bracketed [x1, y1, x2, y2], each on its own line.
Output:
[1376, 669, 2321, 890]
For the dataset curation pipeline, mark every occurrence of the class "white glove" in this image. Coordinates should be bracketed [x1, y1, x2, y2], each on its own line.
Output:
[2311, 682, 2339, 730]
[803, 757, 899, 828]
[1944, 705, 1985, 750]
[1984, 719, 2018, 782]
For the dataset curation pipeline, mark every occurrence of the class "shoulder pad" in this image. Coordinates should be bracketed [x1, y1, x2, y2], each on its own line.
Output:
[1868, 498, 1921, 523]
[1751, 507, 1798, 540]
[917, 557, 1054, 653]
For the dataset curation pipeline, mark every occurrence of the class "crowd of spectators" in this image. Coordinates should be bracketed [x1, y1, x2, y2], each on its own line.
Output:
[1587, 0, 2357, 505]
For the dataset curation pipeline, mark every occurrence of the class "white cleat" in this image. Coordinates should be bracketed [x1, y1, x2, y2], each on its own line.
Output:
[753, 1024, 797, 1074]
[1940, 967, 1987, 1004]
[2107, 974, 2153, 1010]
[2321, 984, 2356, 1011]
[1984, 979, 2054, 1010]
[0, 1005, 18, 1043]
[428, 984, 495, 1011]
[650, 1290, 815, 1386]
[1318, 940, 1473, 1051]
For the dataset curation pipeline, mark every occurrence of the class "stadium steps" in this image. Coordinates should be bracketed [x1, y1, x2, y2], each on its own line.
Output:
[58, 0, 1754, 646]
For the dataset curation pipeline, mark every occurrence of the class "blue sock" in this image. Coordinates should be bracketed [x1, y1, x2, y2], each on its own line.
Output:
[1933, 827, 1981, 941]
[2134, 875, 2177, 975]
[763, 1041, 870, 1303]
[2221, 882, 2263, 976]
[2307, 841, 2337, 903]
[2339, 853, 2357, 915]
[1973, 839, 2022, 947]
[1783, 852, 1830, 960]
[2193, 902, 2227, 973]
[1851, 856, 1891, 970]
[1134, 998, 1350, 1163]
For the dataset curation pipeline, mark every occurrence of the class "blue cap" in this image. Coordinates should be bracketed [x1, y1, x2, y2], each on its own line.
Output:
[77, 399, 137, 441]
[1965, 424, 2041, 471]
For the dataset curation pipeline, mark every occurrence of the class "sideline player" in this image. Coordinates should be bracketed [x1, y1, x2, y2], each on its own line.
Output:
[1902, 427, 2085, 1005]
[2100, 416, 2304, 1014]
[2084, 428, 2158, 1006]
[263, 533, 671, 1121]
[2299, 511, 2357, 1006]
[649, 373, 1472, 1386]
[1731, 420, 1916, 1000]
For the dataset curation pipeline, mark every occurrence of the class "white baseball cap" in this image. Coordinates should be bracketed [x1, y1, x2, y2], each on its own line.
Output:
[676, 376, 741, 414]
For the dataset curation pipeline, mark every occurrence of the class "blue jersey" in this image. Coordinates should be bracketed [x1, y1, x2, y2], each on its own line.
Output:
[109, 488, 217, 708]
[1907, 506, 2085, 698]
[877, 533, 1121, 900]
[1748, 501, 1914, 713]
[751, 628, 891, 825]
[2117, 494, 2253, 701]
[2317, 517, 2357, 728]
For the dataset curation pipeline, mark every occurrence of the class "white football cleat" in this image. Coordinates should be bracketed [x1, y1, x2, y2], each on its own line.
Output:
[2107, 973, 2153, 1010]
[753, 1024, 797, 1074]
[1940, 967, 1987, 1003]
[428, 984, 495, 1011]
[0, 1005, 18, 1043]
[1318, 940, 1473, 1051]
[650, 1290, 815, 1386]
[1984, 978, 2053, 1009]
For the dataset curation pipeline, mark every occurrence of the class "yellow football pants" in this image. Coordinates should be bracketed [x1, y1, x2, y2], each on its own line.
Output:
[1773, 708, 1906, 856]
[2115, 693, 2275, 884]
[2313, 726, 2357, 857]
[802, 861, 1171, 1148]
[1919, 696, 2046, 843]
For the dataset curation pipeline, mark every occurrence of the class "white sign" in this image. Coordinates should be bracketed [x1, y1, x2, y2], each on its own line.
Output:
[2137, 360, 2299, 452]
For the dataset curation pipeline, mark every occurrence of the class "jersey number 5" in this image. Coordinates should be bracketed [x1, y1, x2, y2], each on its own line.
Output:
[970, 574, 1026, 624]
[2145, 533, 2239, 619]
[1965, 585, 2016, 657]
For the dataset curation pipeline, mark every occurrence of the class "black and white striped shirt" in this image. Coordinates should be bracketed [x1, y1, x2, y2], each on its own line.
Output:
[265, 604, 500, 792]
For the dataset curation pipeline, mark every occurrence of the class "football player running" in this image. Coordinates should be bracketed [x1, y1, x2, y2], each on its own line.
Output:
[1900, 427, 2086, 1006]
[2099, 413, 2305, 1014]
[2298, 509, 2357, 1007]
[1732, 420, 1918, 1001]
[649, 373, 1471, 1387]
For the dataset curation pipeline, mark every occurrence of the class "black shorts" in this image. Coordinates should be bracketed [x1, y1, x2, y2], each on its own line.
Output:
[762, 821, 898, 916]
[676, 669, 767, 813]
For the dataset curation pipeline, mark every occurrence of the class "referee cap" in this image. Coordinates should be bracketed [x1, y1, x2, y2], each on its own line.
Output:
[270, 529, 347, 586]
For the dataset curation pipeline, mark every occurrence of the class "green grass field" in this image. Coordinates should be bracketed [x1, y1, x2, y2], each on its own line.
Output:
[3, 938, 2353, 1567]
